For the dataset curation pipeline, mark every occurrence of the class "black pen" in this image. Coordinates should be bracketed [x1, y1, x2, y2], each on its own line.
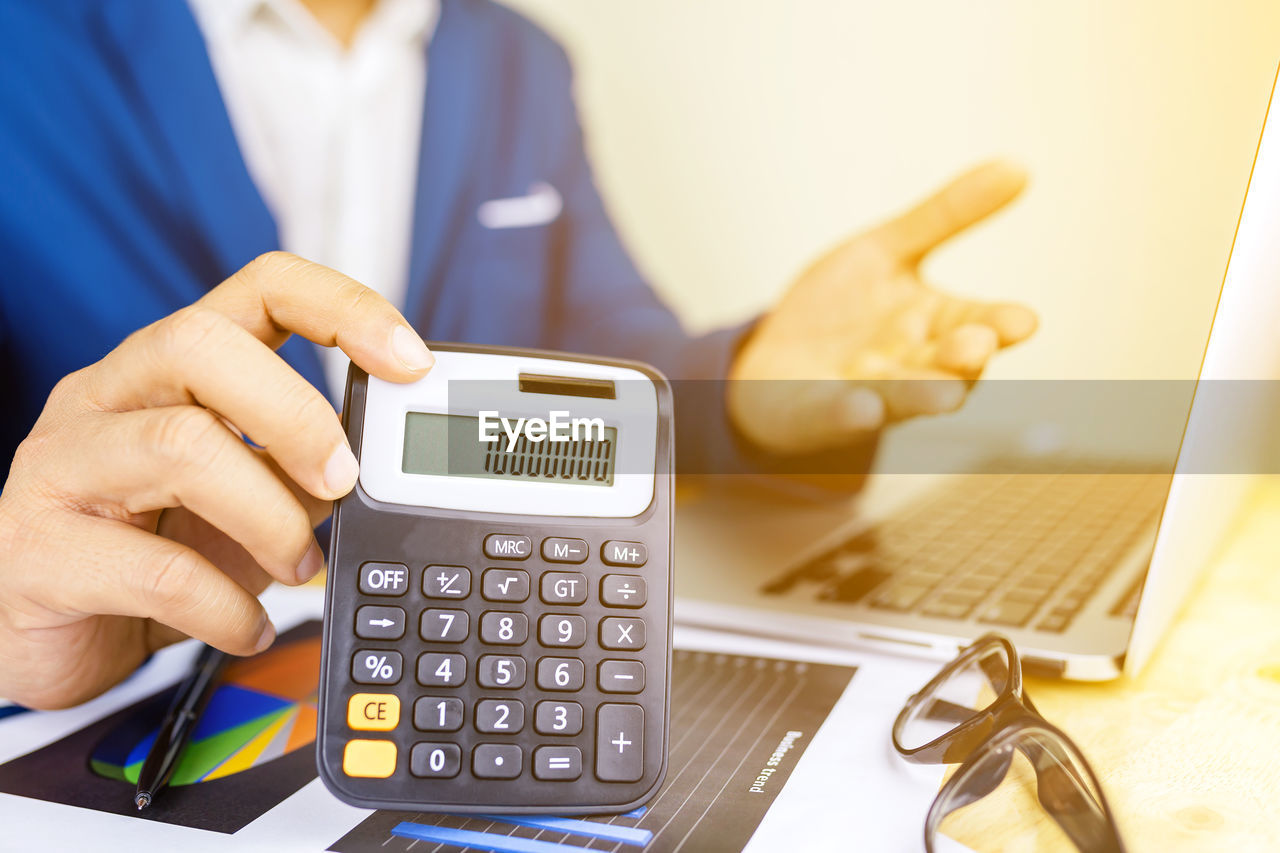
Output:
[134, 644, 229, 810]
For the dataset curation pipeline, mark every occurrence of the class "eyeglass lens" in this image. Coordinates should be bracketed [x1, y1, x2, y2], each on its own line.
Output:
[898, 641, 1013, 752]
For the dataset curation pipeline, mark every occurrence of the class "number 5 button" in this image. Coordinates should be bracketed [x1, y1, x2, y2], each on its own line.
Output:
[600, 617, 646, 650]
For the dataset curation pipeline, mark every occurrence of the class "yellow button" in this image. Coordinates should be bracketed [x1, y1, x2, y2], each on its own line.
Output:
[347, 693, 400, 731]
[343, 739, 397, 778]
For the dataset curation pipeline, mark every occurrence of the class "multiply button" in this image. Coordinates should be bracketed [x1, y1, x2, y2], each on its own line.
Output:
[423, 565, 471, 599]
[541, 537, 588, 563]
[541, 572, 587, 605]
[600, 617, 646, 650]
[359, 562, 408, 596]
[596, 704, 644, 782]
[601, 541, 647, 567]
[354, 605, 405, 639]
[346, 693, 400, 731]
[352, 650, 403, 685]
[484, 533, 532, 560]
[601, 575, 647, 608]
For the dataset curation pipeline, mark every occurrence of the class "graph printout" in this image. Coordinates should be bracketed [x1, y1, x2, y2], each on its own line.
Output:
[0, 622, 322, 834]
[329, 649, 856, 853]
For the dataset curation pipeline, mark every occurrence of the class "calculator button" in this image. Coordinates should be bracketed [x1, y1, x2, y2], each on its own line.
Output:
[414, 697, 464, 732]
[600, 617, 646, 651]
[534, 701, 584, 735]
[351, 650, 403, 685]
[359, 562, 409, 596]
[536, 657, 585, 691]
[596, 704, 644, 782]
[419, 608, 470, 642]
[475, 699, 525, 734]
[598, 660, 646, 694]
[601, 575, 647, 608]
[473, 744, 523, 779]
[477, 654, 527, 689]
[484, 533, 532, 560]
[601, 541, 648, 567]
[480, 611, 529, 645]
[482, 568, 531, 602]
[343, 739, 397, 778]
[539, 614, 587, 648]
[417, 652, 466, 687]
[410, 742, 461, 778]
[423, 565, 471, 599]
[346, 694, 400, 731]
[541, 537, 589, 563]
[540, 572, 588, 605]
[534, 746, 583, 781]
[354, 605, 406, 639]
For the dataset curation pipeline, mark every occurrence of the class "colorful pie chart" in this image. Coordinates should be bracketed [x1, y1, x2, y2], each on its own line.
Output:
[89, 636, 320, 786]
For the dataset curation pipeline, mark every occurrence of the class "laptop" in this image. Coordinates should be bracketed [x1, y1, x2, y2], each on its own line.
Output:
[673, 69, 1280, 681]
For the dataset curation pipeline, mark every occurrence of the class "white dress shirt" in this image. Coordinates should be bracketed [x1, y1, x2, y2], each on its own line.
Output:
[187, 0, 439, 399]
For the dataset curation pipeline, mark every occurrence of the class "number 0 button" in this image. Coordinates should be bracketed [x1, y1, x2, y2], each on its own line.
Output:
[411, 742, 461, 778]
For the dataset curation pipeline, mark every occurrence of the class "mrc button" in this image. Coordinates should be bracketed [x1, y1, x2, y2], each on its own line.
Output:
[359, 562, 409, 596]
[484, 534, 532, 560]
[601, 541, 648, 567]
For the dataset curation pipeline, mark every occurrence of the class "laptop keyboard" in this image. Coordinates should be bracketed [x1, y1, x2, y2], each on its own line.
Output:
[762, 472, 1169, 634]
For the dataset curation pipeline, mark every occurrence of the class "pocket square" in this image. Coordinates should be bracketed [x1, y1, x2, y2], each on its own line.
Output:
[477, 182, 563, 229]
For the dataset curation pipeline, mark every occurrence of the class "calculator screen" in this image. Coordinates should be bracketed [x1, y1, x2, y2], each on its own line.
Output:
[402, 413, 617, 486]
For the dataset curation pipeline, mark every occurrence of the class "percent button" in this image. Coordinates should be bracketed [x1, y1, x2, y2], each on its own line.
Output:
[352, 649, 403, 685]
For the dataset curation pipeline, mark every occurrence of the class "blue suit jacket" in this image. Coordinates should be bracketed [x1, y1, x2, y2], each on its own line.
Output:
[0, 0, 743, 467]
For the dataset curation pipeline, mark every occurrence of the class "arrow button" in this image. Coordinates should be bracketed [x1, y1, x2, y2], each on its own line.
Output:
[355, 605, 406, 640]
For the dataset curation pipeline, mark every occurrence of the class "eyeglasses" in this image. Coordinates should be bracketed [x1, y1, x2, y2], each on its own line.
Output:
[892, 633, 1127, 853]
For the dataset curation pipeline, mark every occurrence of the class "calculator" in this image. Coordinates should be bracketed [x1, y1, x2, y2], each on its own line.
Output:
[317, 343, 673, 814]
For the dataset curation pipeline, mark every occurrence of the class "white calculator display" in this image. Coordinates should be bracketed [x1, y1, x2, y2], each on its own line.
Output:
[317, 343, 673, 814]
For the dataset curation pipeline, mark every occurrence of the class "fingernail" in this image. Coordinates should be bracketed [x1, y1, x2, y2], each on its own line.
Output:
[295, 539, 324, 584]
[840, 389, 885, 431]
[324, 443, 360, 495]
[391, 325, 434, 372]
[254, 618, 276, 654]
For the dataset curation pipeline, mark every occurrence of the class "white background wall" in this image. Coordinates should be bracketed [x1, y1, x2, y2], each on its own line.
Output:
[501, 0, 1280, 379]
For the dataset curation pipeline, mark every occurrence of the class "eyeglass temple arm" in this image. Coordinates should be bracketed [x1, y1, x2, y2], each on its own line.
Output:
[1018, 737, 1125, 853]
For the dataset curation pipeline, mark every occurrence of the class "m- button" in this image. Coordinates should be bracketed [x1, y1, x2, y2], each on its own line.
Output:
[601, 541, 647, 567]
[484, 534, 532, 560]
[541, 537, 588, 564]
[347, 693, 400, 731]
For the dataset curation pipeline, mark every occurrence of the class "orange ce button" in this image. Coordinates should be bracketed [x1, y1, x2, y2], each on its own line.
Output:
[347, 693, 400, 731]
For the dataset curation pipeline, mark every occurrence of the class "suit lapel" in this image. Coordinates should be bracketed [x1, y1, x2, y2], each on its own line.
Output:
[97, 2, 327, 393]
[405, 0, 492, 328]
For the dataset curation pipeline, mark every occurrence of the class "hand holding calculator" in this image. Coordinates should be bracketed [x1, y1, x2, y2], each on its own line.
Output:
[317, 344, 672, 813]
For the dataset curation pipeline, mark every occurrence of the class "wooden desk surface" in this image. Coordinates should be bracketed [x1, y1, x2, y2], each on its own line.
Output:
[952, 478, 1280, 851]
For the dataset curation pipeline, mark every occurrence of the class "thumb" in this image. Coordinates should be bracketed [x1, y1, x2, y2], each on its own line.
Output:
[871, 160, 1028, 264]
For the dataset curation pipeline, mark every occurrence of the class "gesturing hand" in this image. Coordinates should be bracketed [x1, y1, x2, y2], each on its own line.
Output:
[728, 161, 1038, 454]
[0, 253, 435, 709]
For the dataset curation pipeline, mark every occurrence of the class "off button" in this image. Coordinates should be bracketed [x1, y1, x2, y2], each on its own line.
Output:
[359, 562, 409, 596]
[347, 693, 400, 731]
